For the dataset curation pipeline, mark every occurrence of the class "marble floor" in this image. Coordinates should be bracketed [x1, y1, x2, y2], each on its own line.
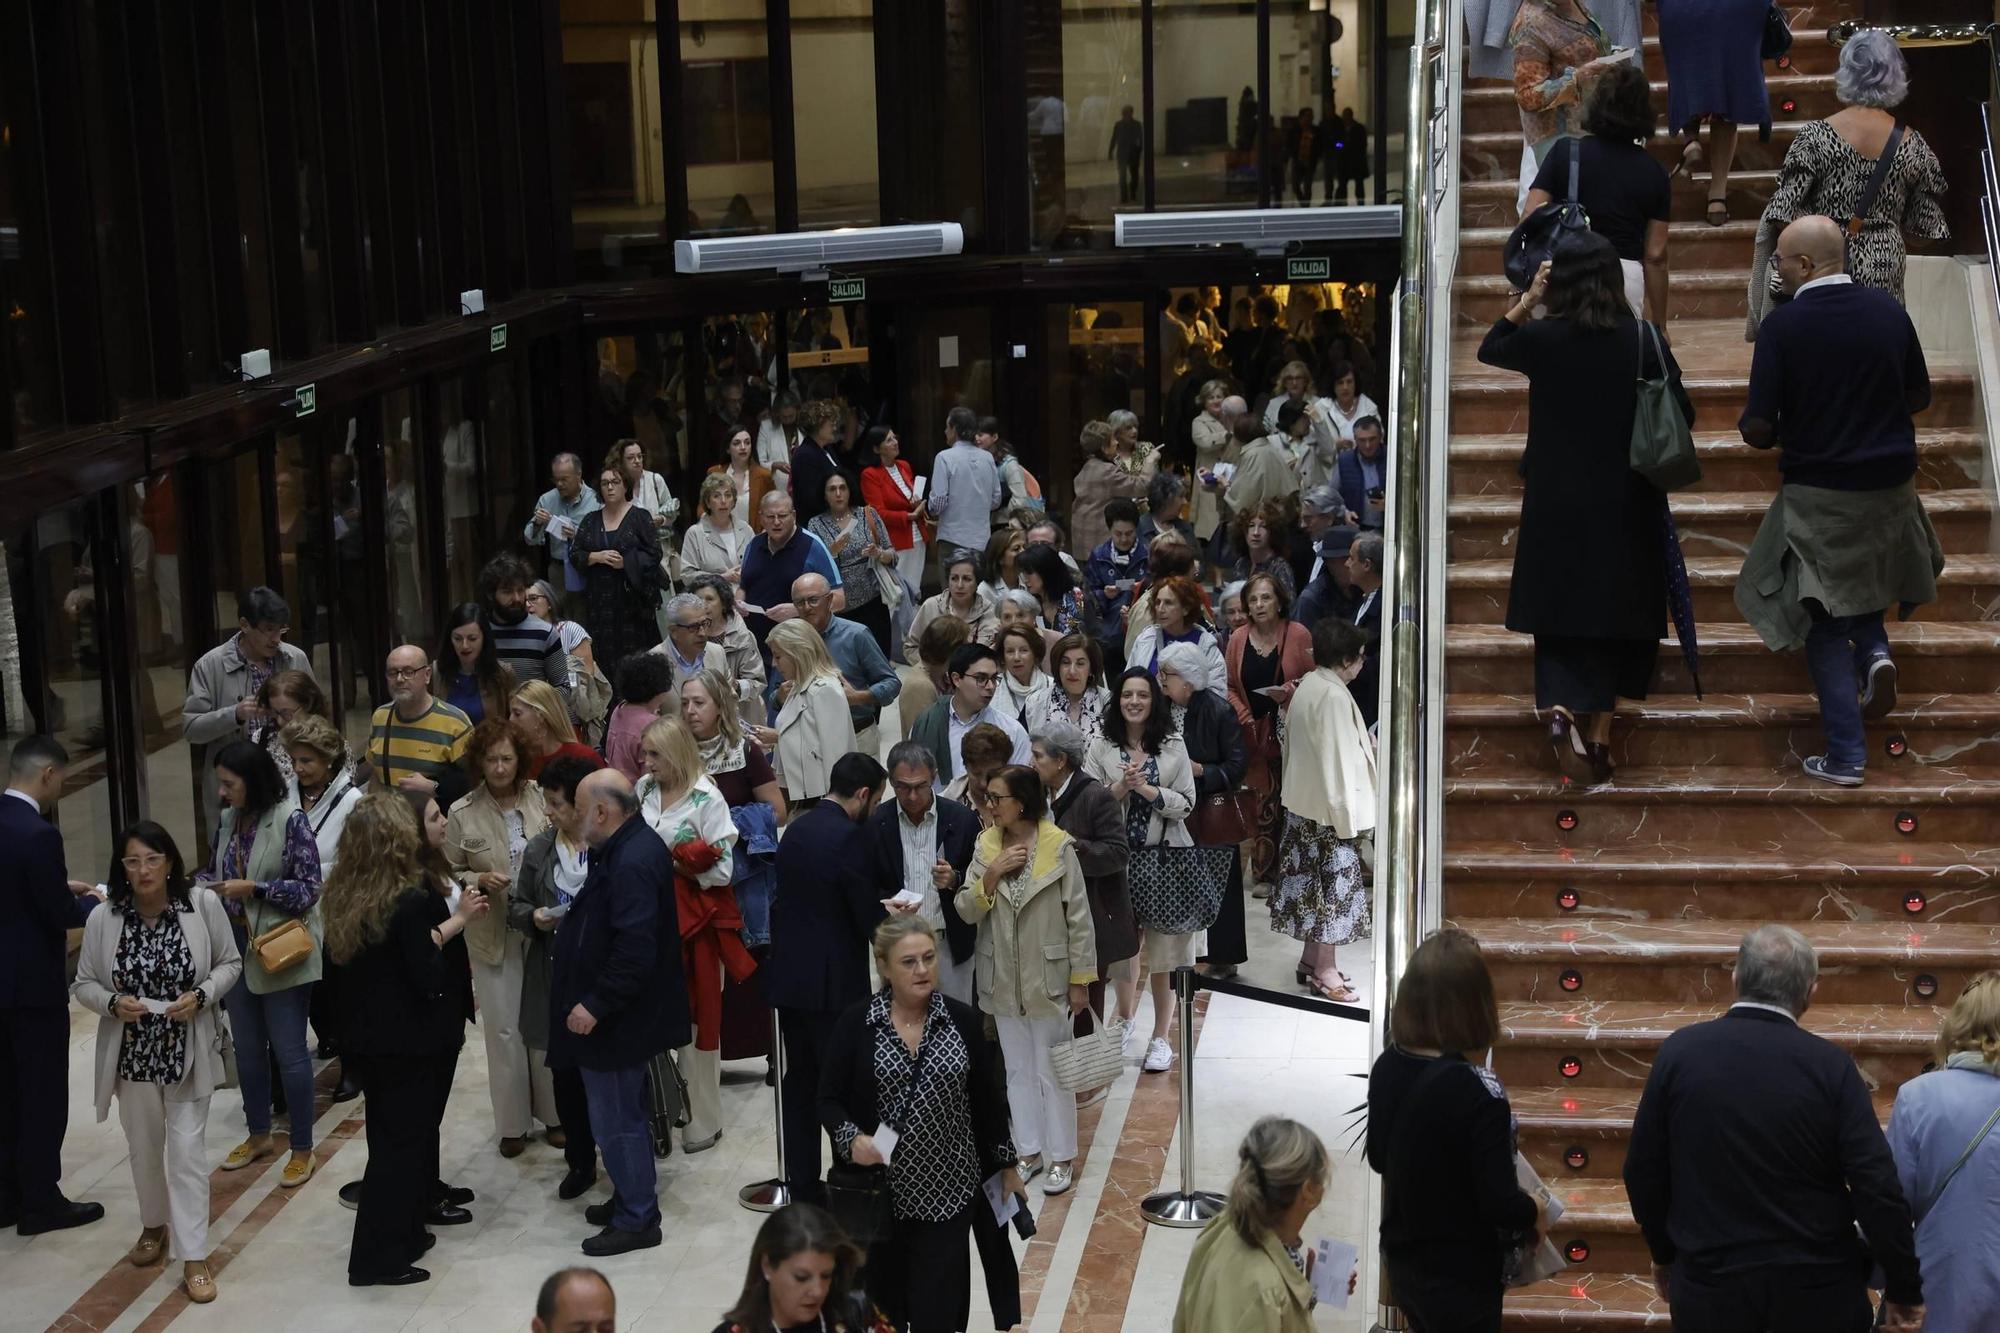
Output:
[3, 904, 1379, 1333]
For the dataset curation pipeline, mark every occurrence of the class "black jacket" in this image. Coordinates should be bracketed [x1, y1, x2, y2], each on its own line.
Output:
[1624, 1005, 1921, 1304]
[1348, 587, 1382, 728]
[333, 888, 470, 1057]
[865, 796, 981, 966]
[765, 802, 886, 1014]
[546, 815, 689, 1071]
[0, 793, 94, 1010]
[1049, 771, 1136, 973]
[1178, 690, 1248, 803]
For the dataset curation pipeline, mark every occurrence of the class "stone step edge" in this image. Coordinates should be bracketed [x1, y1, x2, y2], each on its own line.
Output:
[1498, 1001, 1940, 1049]
[1462, 118, 1814, 150]
[1508, 1085, 1895, 1135]
[1451, 369, 1979, 396]
[1445, 767, 2000, 802]
[1446, 621, 2000, 655]
[1462, 72, 1833, 106]
[1449, 430, 1983, 456]
[1462, 220, 1763, 245]
[1455, 268, 1752, 293]
[1452, 916, 2000, 962]
[1501, 1273, 1668, 1325]
[1442, 841, 2000, 881]
[1449, 490, 1994, 518]
[1446, 556, 2000, 585]
[1445, 689, 2000, 726]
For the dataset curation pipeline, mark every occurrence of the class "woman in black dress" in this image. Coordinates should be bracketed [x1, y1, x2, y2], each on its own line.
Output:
[568, 462, 663, 666]
[324, 791, 484, 1287]
[1475, 230, 1692, 785]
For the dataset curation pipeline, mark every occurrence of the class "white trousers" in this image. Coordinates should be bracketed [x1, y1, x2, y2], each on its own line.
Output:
[936, 951, 975, 1007]
[895, 541, 928, 597]
[995, 1015, 1078, 1164]
[471, 936, 558, 1137]
[1620, 258, 1646, 318]
[117, 1081, 211, 1261]
[677, 1044, 723, 1145]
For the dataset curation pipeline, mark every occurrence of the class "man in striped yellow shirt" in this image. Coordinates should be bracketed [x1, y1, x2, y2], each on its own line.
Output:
[366, 645, 473, 808]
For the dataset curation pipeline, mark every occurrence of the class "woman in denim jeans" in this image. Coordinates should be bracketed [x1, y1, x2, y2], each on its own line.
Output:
[200, 739, 323, 1189]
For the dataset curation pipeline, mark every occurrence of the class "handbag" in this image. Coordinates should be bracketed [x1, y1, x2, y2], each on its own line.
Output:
[1502, 141, 1587, 291]
[1127, 843, 1233, 934]
[1628, 320, 1701, 492]
[215, 1016, 239, 1091]
[827, 1021, 936, 1247]
[1761, 3, 1793, 60]
[250, 916, 315, 975]
[1050, 1010, 1126, 1095]
[643, 1048, 690, 1158]
[1190, 788, 1260, 845]
[869, 509, 906, 611]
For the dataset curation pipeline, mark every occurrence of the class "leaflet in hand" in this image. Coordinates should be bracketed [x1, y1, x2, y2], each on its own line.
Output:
[983, 1171, 1022, 1227]
[138, 997, 172, 1015]
[550, 515, 579, 540]
[872, 1124, 900, 1165]
[1310, 1238, 1359, 1309]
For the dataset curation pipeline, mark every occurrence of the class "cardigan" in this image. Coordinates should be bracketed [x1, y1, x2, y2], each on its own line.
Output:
[1225, 621, 1314, 725]
[72, 888, 243, 1121]
[1084, 735, 1197, 849]
[1280, 669, 1376, 837]
[444, 782, 549, 967]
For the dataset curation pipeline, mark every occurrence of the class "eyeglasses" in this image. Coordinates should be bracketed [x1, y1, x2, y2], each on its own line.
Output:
[120, 854, 168, 871]
[890, 778, 933, 795]
[796, 595, 827, 608]
[387, 665, 430, 680]
[979, 790, 1014, 806]
[964, 671, 1001, 686]
[675, 616, 713, 631]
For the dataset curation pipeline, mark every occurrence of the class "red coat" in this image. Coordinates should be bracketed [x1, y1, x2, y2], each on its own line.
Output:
[860, 461, 923, 550]
[671, 840, 758, 1052]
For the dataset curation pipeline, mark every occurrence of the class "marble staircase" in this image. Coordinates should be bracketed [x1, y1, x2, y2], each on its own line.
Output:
[1438, 6, 1999, 1324]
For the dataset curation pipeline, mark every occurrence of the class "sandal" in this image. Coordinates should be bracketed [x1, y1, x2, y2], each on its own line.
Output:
[1669, 139, 1704, 181]
[1705, 194, 1730, 227]
[1309, 976, 1362, 1004]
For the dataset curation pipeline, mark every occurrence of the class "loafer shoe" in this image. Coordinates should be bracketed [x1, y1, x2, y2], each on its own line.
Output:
[1016, 1157, 1044, 1185]
[498, 1136, 529, 1159]
[424, 1204, 473, 1227]
[279, 1153, 316, 1188]
[1804, 754, 1865, 787]
[436, 1184, 475, 1207]
[558, 1169, 597, 1202]
[1042, 1162, 1075, 1196]
[17, 1199, 105, 1235]
[584, 1198, 617, 1227]
[581, 1224, 661, 1257]
[183, 1260, 217, 1304]
[128, 1226, 167, 1266]
[349, 1266, 431, 1287]
[220, 1137, 273, 1171]
[339, 1181, 361, 1211]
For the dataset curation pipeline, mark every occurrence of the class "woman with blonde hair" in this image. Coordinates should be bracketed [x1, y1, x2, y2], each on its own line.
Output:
[1173, 1116, 1338, 1332]
[1190, 379, 1237, 540]
[324, 791, 484, 1288]
[1071, 420, 1157, 557]
[758, 619, 856, 805]
[684, 466, 760, 580]
[508, 678, 599, 781]
[444, 718, 555, 1157]
[1887, 970, 2000, 1332]
[636, 714, 743, 1153]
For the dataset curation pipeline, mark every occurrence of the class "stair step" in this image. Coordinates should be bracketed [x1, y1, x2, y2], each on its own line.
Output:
[1452, 366, 1979, 434]
[1455, 268, 1756, 323]
[1460, 121, 1810, 184]
[1448, 430, 1988, 496]
[1491, 1000, 1939, 1090]
[1445, 686, 2000, 768]
[1456, 916, 1998, 1005]
[1461, 219, 1765, 271]
[1446, 620, 2000, 694]
[1446, 764, 2000, 844]
[1445, 490, 1996, 561]
[1504, 1272, 1669, 1326]
[1460, 74, 1840, 136]
[1446, 554, 2000, 626]
[1460, 170, 1781, 231]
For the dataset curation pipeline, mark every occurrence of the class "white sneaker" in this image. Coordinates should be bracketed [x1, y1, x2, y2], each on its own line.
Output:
[1143, 1037, 1174, 1073]
[1119, 1018, 1140, 1058]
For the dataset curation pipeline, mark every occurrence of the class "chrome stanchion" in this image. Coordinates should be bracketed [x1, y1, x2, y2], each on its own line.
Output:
[1140, 966, 1224, 1227]
[738, 1008, 790, 1212]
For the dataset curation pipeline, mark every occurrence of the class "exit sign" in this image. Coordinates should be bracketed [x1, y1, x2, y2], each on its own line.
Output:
[1287, 256, 1332, 282]
[294, 384, 317, 419]
[489, 323, 509, 352]
[828, 278, 866, 303]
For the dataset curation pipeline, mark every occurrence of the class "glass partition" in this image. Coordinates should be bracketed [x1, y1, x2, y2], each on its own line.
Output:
[209, 449, 269, 630]
[792, 0, 880, 228]
[381, 388, 433, 649]
[1153, 0, 1260, 211]
[682, 1, 777, 239]
[560, 0, 673, 273]
[135, 473, 197, 847]
[1042, 299, 1147, 515]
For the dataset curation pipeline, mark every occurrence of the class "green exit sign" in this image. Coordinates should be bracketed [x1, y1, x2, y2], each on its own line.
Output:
[489, 323, 509, 352]
[1287, 256, 1332, 282]
[828, 278, 866, 304]
[294, 384, 317, 419]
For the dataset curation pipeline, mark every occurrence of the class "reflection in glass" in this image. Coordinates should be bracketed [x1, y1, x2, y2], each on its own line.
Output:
[381, 389, 432, 649]
[437, 380, 483, 606]
[792, 1, 879, 229]
[136, 474, 198, 845]
[1042, 301, 1146, 513]
[560, 0, 673, 273]
[682, 1, 775, 239]
[211, 451, 269, 630]
[1028, 1, 1144, 249]
[274, 432, 332, 680]
[1271, 1, 1335, 207]
[324, 416, 376, 746]
[781, 307, 874, 460]
[1153, 0, 1261, 211]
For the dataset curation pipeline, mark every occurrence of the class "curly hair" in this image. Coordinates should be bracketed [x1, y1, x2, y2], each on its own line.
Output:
[324, 791, 424, 965]
[1836, 29, 1909, 109]
[798, 398, 844, 440]
[1149, 574, 1211, 632]
[279, 714, 347, 768]
[1230, 501, 1291, 559]
[465, 717, 531, 794]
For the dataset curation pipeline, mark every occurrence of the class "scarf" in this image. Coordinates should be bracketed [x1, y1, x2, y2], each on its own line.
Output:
[1946, 1050, 2000, 1076]
[698, 730, 748, 777]
[1002, 670, 1050, 723]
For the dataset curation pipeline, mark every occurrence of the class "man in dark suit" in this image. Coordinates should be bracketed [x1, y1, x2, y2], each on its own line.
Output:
[765, 751, 887, 1204]
[0, 735, 105, 1234]
[547, 770, 684, 1257]
[868, 741, 981, 1004]
[1335, 415, 1388, 531]
[1344, 532, 1384, 728]
[1624, 925, 1924, 1333]
[1293, 524, 1360, 633]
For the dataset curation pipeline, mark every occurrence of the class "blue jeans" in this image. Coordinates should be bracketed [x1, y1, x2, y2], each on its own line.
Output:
[581, 1064, 656, 1231]
[225, 972, 315, 1149]
[1802, 609, 1889, 767]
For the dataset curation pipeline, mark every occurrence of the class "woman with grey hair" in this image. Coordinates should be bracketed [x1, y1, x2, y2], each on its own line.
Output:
[1746, 29, 1948, 336]
[1138, 470, 1198, 557]
[686, 572, 768, 727]
[1190, 379, 1237, 540]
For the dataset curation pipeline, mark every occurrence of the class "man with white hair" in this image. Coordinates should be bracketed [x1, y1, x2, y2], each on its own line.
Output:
[1624, 924, 1924, 1331]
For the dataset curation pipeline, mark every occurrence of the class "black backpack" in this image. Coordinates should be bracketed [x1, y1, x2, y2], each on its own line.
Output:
[1503, 140, 1588, 291]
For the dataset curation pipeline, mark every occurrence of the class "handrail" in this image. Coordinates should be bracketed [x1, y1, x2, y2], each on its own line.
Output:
[1826, 21, 1996, 47]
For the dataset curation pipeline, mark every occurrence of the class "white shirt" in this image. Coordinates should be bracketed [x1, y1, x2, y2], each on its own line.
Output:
[1729, 1000, 1799, 1024]
[897, 802, 943, 925]
[1795, 272, 1855, 298]
[5, 787, 41, 814]
[942, 702, 1032, 789]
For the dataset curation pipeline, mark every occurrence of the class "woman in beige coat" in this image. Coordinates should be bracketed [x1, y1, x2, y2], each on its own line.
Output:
[1173, 1117, 1340, 1333]
[956, 764, 1097, 1197]
[443, 717, 555, 1156]
[1070, 420, 1158, 558]
[759, 618, 857, 805]
[902, 551, 999, 663]
[73, 823, 243, 1305]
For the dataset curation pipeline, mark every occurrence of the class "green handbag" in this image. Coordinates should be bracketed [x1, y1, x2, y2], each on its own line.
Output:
[1629, 320, 1701, 492]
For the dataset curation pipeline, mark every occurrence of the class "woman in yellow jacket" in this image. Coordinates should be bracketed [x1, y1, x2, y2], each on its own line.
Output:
[1173, 1116, 1343, 1333]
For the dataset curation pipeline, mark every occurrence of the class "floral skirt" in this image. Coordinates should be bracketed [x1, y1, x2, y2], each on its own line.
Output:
[1268, 811, 1371, 946]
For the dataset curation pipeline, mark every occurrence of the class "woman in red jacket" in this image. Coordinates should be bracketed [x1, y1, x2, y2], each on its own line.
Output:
[1224, 571, 1314, 898]
[858, 425, 927, 598]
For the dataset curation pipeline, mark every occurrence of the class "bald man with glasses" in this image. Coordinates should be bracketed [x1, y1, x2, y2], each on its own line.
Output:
[365, 645, 474, 809]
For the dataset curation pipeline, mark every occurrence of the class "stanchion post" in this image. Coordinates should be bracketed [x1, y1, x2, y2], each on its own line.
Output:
[738, 1008, 791, 1212]
[1140, 966, 1224, 1227]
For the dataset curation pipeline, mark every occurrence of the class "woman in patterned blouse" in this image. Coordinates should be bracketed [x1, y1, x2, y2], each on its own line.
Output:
[73, 823, 243, 1305]
[199, 739, 323, 1189]
[820, 916, 1021, 1333]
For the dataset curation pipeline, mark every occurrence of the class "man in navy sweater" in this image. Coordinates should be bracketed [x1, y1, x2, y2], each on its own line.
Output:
[1735, 214, 1941, 788]
[1624, 925, 1923, 1331]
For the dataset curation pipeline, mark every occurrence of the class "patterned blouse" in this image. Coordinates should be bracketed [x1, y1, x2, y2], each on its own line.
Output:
[832, 990, 1010, 1222]
[1508, 0, 1611, 147]
[202, 809, 324, 921]
[1121, 752, 1164, 847]
[112, 906, 200, 1085]
[808, 506, 894, 610]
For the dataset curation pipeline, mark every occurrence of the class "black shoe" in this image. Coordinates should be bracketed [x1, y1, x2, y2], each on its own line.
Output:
[434, 1183, 475, 1208]
[331, 1074, 361, 1104]
[581, 1224, 661, 1257]
[339, 1181, 361, 1211]
[558, 1169, 597, 1202]
[349, 1266, 431, 1287]
[584, 1198, 616, 1227]
[425, 1204, 473, 1227]
[17, 1199, 105, 1235]
[316, 1040, 336, 1059]
[420, 1231, 437, 1253]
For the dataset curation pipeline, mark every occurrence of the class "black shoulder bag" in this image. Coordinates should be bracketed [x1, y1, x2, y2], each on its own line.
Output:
[825, 1027, 933, 1247]
[1503, 139, 1588, 291]
[1846, 121, 1905, 266]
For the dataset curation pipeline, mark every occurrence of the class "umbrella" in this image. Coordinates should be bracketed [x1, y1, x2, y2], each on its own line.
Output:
[1661, 503, 1703, 699]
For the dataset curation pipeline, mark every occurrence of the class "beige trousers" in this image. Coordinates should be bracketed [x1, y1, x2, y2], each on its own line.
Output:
[117, 1081, 211, 1261]
[676, 1044, 723, 1146]
[471, 935, 559, 1138]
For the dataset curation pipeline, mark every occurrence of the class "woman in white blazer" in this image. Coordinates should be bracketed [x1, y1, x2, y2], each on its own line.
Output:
[73, 823, 244, 1306]
[1085, 668, 1198, 1074]
[762, 618, 857, 805]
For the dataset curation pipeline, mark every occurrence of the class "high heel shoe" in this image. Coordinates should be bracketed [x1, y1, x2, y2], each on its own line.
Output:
[1546, 707, 1595, 785]
[1668, 139, 1704, 181]
[1586, 742, 1615, 786]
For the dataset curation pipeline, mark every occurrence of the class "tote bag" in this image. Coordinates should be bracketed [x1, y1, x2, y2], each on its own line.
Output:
[1050, 1011, 1126, 1095]
[1629, 321, 1701, 492]
[1127, 843, 1233, 934]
